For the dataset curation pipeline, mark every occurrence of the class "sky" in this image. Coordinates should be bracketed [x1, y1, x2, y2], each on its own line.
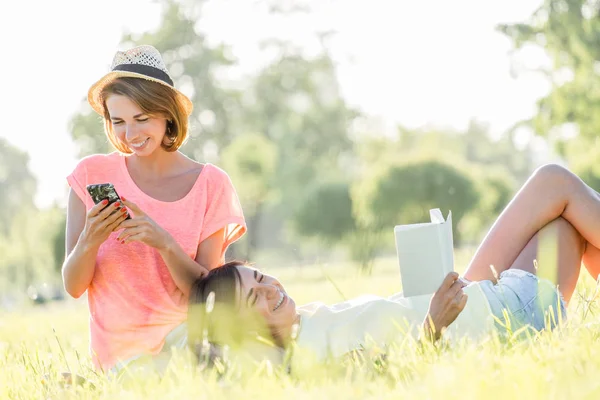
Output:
[0, 0, 550, 209]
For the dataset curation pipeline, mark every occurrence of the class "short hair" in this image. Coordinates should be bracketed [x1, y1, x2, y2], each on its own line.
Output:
[99, 77, 189, 153]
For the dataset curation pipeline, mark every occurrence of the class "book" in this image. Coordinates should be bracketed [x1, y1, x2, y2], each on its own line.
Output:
[394, 209, 454, 297]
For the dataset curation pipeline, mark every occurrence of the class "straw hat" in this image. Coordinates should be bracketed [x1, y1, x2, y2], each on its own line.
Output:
[87, 45, 193, 116]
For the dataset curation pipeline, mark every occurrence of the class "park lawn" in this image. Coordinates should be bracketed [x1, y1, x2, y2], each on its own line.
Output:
[2, 250, 600, 399]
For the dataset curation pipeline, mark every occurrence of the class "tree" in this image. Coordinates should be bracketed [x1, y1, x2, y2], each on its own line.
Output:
[51, 211, 67, 274]
[499, 0, 600, 190]
[460, 167, 516, 243]
[294, 181, 355, 244]
[242, 45, 360, 216]
[352, 159, 480, 245]
[220, 134, 278, 259]
[1, 206, 63, 290]
[293, 181, 384, 272]
[498, 0, 600, 143]
[0, 138, 36, 236]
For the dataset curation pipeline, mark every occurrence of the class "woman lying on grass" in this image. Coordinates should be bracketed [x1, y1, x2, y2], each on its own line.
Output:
[188, 164, 600, 362]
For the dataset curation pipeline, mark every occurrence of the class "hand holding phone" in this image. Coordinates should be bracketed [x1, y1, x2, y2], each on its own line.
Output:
[78, 184, 131, 249]
[86, 183, 131, 220]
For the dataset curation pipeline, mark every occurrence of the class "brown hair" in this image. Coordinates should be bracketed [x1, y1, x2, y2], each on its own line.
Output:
[188, 261, 277, 354]
[99, 77, 189, 153]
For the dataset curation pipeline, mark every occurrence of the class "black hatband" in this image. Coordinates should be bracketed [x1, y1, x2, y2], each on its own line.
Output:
[112, 64, 174, 86]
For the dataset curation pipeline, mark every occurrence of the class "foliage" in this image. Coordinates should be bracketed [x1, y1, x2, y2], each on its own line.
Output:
[221, 134, 279, 217]
[0, 206, 65, 291]
[51, 213, 67, 274]
[460, 167, 516, 243]
[242, 47, 359, 216]
[0, 140, 66, 292]
[344, 229, 384, 273]
[352, 158, 480, 245]
[220, 134, 279, 258]
[0, 138, 36, 236]
[498, 0, 600, 144]
[293, 181, 355, 244]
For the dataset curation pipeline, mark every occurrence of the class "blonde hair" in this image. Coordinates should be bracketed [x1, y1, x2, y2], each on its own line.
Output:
[100, 77, 189, 153]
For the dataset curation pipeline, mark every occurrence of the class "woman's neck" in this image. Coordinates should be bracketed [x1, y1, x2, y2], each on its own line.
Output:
[127, 150, 184, 179]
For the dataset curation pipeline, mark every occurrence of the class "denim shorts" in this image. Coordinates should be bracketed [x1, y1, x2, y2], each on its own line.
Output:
[478, 269, 567, 335]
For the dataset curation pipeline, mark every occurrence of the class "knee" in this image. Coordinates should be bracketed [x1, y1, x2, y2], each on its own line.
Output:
[532, 164, 575, 183]
[531, 163, 576, 189]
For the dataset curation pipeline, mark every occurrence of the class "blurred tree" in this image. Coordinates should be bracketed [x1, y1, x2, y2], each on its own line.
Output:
[51, 212, 67, 274]
[293, 181, 384, 272]
[462, 120, 532, 182]
[0, 138, 36, 236]
[460, 167, 515, 243]
[220, 134, 279, 259]
[355, 121, 524, 243]
[345, 229, 384, 273]
[352, 159, 480, 246]
[358, 120, 532, 182]
[69, 110, 111, 156]
[498, 0, 600, 150]
[294, 181, 355, 244]
[1, 206, 63, 290]
[243, 44, 359, 222]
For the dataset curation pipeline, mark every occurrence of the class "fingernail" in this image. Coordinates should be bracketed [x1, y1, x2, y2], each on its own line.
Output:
[121, 207, 127, 213]
[102, 199, 109, 205]
[114, 202, 121, 207]
[120, 240, 125, 244]
[121, 196, 126, 201]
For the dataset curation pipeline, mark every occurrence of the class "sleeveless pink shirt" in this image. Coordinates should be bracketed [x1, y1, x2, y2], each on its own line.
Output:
[67, 152, 246, 371]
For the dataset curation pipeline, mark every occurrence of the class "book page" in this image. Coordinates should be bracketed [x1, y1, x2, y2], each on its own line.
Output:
[395, 210, 454, 297]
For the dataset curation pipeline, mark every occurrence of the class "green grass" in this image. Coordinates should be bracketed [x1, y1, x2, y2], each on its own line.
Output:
[3, 251, 600, 399]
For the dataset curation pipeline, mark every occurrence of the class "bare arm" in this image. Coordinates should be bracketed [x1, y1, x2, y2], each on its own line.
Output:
[117, 198, 227, 297]
[62, 189, 128, 298]
[158, 228, 226, 296]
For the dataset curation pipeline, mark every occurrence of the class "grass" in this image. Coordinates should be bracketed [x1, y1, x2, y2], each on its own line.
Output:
[3, 250, 600, 399]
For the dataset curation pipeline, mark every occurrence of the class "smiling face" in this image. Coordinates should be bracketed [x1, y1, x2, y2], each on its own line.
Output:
[235, 265, 297, 342]
[99, 77, 188, 154]
[105, 94, 168, 156]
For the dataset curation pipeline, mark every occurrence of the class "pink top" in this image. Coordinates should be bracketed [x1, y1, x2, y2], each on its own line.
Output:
[67, 152, 246, 371]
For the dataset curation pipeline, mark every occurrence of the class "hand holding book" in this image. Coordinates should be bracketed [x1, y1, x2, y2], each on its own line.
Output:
[421, 271, 468, 341]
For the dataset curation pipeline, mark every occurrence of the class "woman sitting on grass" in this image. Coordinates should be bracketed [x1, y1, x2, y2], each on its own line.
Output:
[188, 164, 600, 362]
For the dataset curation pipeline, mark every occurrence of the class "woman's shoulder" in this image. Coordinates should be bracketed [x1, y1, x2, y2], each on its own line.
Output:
[203, 163, 232, 180]
[199, 163, 236, 191]
[74, 152, 122, 170]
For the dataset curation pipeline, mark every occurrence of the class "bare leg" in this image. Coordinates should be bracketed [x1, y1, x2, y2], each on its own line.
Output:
[464, 164, 600, 283]
[504, 217, 585, 303]
[582, 245, 600, 281]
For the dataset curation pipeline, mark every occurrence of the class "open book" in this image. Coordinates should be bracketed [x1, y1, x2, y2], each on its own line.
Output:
[394, 209, 454, 297]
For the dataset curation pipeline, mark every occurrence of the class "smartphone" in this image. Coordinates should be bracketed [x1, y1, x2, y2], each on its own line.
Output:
[86, 183, 131, 219]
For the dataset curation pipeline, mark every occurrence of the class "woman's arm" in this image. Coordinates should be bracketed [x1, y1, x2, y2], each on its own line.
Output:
[62, 189, 128, 298]
[157, 228, 226, 296]
[117, 198, 226, 296]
